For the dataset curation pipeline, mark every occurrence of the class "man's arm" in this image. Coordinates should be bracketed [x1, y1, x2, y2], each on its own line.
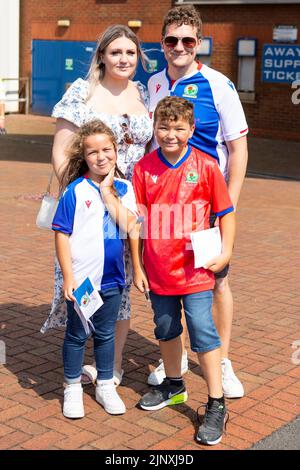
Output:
[226, 135, 248, 210]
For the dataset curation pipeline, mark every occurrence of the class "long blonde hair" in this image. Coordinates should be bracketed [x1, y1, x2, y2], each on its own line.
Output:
[87, 24, 147, 97]
[59, 120, 125, 193]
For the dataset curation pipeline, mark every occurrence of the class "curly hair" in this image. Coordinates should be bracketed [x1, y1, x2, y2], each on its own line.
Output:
[154, 96, 195, 127]
[162, 5, 202, 39]
[59, 119, 124, 194]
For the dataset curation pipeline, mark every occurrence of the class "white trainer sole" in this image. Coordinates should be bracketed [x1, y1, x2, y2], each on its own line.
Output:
[139, 391, 188, 411]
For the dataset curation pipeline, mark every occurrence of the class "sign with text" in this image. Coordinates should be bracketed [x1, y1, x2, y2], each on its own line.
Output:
[262, 44, 300, 83]
[273, 25, 298, 43]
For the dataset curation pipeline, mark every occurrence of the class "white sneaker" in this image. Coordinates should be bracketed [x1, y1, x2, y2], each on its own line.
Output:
[113, 369, 124, 386]
[147, 352, 189, 386]
[63, 383, 85, 419]
[96, 380, 126, 415]
[221, 358, 244, 398]
[81, 364, 97, 385]
[81, 364, 124, 387]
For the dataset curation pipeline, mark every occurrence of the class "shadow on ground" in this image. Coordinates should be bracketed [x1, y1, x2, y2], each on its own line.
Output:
[1, 302, 202, 431]
[0, 135, 52, 163]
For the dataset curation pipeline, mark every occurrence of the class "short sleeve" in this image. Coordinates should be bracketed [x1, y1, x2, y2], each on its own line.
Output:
[132, 163, 147, 213]
[52, 185, 76, 234]
[217, 79, 248, 142]
[135, 80, 150, 110]
[114, 179, 138, 216]
[52, 78, 89, 127]
[210, 161, 234, 217]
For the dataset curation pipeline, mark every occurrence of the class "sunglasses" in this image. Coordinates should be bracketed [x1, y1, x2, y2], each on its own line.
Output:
[163, 36, 197, 49]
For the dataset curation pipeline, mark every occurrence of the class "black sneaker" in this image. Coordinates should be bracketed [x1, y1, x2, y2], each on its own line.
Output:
[139, 378, 188, 411]
[196, 399, 229, 445]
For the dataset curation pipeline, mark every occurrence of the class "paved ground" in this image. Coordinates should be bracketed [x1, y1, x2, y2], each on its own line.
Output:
[251, 416, 300, 450]
[0, 114, 299, 451]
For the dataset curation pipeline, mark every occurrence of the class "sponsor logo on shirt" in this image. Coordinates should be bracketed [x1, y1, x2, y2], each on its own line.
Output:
[85, 200, 92, 208]
[186, 171, 198, 183]
[151, 175, 158, 183]
[183, 84, 198, 99]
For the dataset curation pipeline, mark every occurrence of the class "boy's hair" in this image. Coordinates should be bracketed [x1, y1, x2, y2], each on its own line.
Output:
[59, 119, 124, 193]
[162, 5, 202, 39]
[154, 96, 195, 127]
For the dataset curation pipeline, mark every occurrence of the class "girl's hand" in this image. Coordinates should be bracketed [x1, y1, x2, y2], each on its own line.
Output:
[203, 252, 232, 273]
[63, 277, 78, 302]
[133, 266, 149, 295]
[99, 166, 115, 192]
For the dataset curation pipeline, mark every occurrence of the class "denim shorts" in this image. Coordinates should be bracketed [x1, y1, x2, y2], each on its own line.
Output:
[149, 290, 221, 353]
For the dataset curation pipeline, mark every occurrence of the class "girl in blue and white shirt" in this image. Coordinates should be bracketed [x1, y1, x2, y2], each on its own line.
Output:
[52, 119, 138, 418]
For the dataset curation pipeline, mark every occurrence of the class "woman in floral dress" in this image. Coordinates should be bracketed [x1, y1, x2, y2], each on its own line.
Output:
[41, 25, 153, 385]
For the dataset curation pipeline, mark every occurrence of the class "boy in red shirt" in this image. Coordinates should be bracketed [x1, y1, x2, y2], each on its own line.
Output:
[132, 96, 235, 445]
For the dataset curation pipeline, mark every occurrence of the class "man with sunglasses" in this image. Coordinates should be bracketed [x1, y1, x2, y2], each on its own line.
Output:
[147, 5, 248, 400]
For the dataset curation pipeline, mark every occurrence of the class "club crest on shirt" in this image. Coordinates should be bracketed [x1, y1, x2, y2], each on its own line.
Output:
[186, 171, 198, 183]
[183, 84, 198, 99]
[80, 292, 90, 307]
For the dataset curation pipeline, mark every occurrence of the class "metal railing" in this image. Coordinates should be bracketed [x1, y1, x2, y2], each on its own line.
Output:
[1, 77, 30, 114]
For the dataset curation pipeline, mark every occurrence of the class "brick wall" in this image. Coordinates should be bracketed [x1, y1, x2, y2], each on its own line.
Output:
[198, 4, 300, 140]
[20, 1, 300, 140]
[20, 0, 172, 79]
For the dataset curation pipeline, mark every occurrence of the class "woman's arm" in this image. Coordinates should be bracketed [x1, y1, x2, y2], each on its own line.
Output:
[52, 118, 78, 181]
[55, 231, 77, 301]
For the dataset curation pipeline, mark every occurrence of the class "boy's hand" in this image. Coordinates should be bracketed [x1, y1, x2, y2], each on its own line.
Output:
[133, 266, 150, 295]
[63, 277, 78, 302]
[203, 252, 232, 273]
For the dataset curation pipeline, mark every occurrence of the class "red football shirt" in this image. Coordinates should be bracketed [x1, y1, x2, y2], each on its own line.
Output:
[133, 145, 234, 295]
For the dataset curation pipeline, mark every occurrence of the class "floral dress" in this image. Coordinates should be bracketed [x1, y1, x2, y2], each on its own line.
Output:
[40, 78, 153, 333]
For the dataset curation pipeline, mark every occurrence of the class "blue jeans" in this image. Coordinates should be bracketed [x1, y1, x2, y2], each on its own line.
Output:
[149, 290, 221, 353]
[63, 287, 122, 383]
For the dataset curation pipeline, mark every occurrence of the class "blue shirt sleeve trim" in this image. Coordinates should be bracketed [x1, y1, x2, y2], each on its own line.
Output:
[215, 206, 234, 217]
[52, 226, 72, 235]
